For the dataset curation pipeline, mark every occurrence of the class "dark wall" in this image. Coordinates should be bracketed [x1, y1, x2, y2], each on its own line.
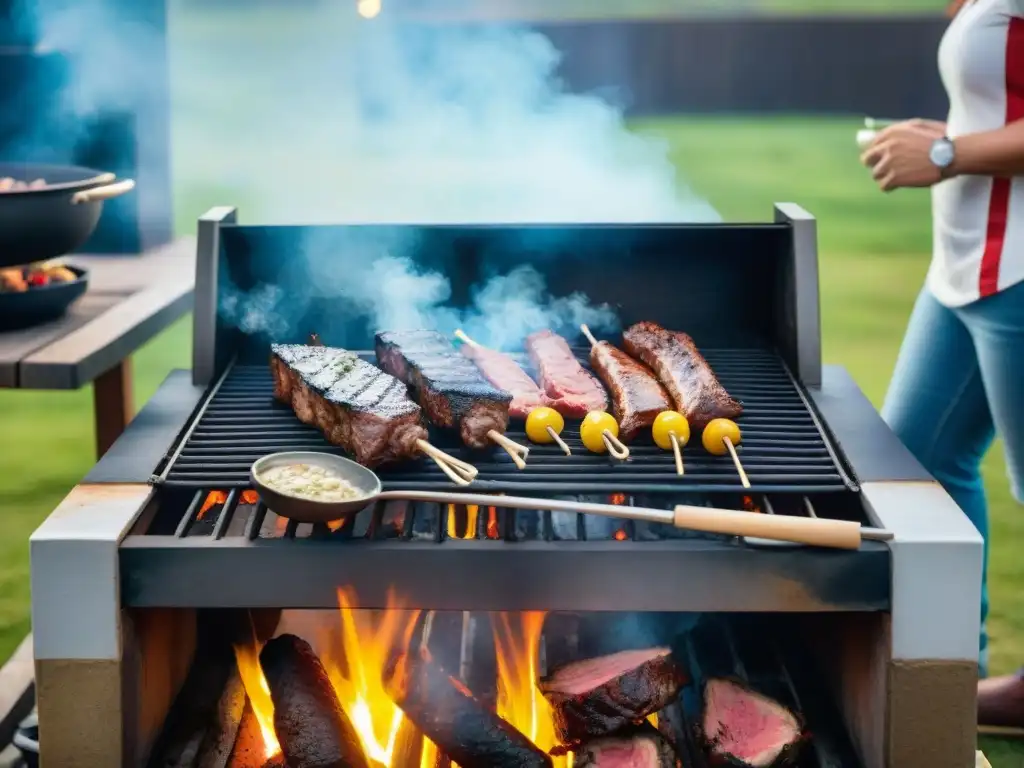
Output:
[535, 15, 950, 119]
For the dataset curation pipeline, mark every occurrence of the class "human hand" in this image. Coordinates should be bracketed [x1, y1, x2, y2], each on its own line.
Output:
[860, 119, 948, 191]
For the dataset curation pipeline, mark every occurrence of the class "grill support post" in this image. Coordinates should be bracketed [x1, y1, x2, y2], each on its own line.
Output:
[193, 206, 237, 388]
[774, 203, 822, 388]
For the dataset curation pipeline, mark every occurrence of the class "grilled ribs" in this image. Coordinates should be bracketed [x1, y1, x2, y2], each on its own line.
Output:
[525, 330, 609, 418]
[375, 330, 513, 449]
[270, 343, 427, 467]
[460, 343, 545, 419]
[589, 340, 671, 441]
[621, 321, 742, 429]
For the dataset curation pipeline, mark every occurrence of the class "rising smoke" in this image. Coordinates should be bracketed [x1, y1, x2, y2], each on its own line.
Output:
[25, 0, 721, 347]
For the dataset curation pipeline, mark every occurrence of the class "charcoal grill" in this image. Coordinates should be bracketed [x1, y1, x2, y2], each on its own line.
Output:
[29, 204, 984, 768]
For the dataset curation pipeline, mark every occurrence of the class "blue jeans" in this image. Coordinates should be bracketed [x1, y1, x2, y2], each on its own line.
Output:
[882, 280, 1024, 677]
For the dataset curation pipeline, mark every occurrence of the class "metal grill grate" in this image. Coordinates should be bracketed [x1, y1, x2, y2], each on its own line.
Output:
[160, 348, 858, 494]
[160, 489, 867, 544]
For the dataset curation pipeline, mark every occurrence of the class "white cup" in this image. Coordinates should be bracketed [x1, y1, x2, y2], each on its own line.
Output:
[856, 129, 878, 150]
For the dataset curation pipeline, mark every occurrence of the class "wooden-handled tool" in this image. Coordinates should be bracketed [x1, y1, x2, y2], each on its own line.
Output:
[366, 491, 888, 550]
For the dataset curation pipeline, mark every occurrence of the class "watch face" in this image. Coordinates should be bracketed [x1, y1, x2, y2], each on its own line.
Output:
[930, 138, 955, 168]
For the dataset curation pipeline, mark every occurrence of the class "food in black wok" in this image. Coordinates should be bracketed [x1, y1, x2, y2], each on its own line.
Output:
[0, 177, 47, 192]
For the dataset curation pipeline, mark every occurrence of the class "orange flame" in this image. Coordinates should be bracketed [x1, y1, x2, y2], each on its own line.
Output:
[325, 588, 422, 764]
[742, 495, 762, 513]
[446, 504, 479, 540]
[487, 506, 500, 539]
[493, 612, 572, 767]
[233, 643, 281, 759]
[198, 490, 227, 519]
[609, 493, 627, 506]
[237, 598, 583, 766]
[241, 490, 260, 505]
[613, 529, 628, 541]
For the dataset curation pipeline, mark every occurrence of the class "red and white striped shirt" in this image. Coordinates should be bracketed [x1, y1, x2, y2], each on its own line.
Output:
[930, 0, 1024, 306]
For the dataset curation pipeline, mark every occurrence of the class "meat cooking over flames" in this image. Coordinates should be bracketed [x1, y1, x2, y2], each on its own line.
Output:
[526, 330, 609, 417]
[458, 333, 546, 419]
[270, 343, 427, 467]
[539, 647, 688, 746]
[701, 678, 803, 767]
[584, 330, 672, 442]
[376, 330, 513, 450]
[622, 322, 742, 429]
[574, 724, 683, 768]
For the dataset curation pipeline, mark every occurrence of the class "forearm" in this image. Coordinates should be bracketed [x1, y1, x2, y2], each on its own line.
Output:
[952, 119, 1024, 177]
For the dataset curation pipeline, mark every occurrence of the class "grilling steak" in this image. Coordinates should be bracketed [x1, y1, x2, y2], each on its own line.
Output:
[539, 647, 688, 745]
[260, 634, 369, 768]
[271, 343, 427, 467]
[589, 340, 672, 441]
[386, 649, 552, 768]
[460, 343, 546, 419]
[575, 724, 683, 767]
[526, 330, 609, 417]
[621, 322, 742, 429]
[700, 678, 803, 767]
[376, 330, 513, 449]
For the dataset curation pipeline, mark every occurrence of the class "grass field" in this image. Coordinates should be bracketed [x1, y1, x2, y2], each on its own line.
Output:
[1, 113, 1022, 761]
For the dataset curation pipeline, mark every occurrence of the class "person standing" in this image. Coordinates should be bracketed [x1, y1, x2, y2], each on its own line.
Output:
[860, 0, 1024, 733]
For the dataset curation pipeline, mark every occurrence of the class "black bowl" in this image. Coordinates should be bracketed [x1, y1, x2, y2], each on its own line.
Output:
[0, 265, 89, 331]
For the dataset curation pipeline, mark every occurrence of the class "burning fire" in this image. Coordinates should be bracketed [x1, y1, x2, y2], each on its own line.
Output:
[236, 595, 576, 766]
[327, 588, 422, 763]
[487, 506, 500, 539]
[198, 489, 260, 519]
[357, 0, 381, 18]
[198, 491, 227, 519]
[446, 504, 479, 539]
[233, 643, 282, 759]
[493, 612, 572, 767]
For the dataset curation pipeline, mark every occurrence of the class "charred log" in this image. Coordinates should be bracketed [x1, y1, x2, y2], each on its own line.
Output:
[385, 649, 552, 768]
[538, 648, 687, 746]
[700, 678, 804, 768]
[260, 634, 370, 768]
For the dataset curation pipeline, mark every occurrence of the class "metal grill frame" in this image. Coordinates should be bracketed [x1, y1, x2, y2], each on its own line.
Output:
[157, 347, 858, 495]
[120, 487, 890, 610]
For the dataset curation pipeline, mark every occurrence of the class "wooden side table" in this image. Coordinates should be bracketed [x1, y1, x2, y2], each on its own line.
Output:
[0, 238, 195, 457]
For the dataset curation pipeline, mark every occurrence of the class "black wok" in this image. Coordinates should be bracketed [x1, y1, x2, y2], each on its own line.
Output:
[0, 163, 136, 268]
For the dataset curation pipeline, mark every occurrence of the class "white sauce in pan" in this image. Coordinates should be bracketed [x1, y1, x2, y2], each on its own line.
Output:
[258, 463, 362, 502]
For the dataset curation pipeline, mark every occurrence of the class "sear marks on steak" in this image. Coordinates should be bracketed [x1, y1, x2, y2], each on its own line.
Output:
[589, 340, 672, 442]
[575, 723, 683, 768]
[525, 330, 609, 418]
[621, 322, 742, 430]
[539, 647, 688, 746]
[460, 343, 546, 419]
[271, 343, 426, 467]
[260, 634, 369, 768]
[701, 678, 803, 767]
[386, 649, 552, 768]
[375, 330, 513, 449]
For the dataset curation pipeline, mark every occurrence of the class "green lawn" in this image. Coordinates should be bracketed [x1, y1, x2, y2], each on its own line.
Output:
[1, 114, 1021, 763]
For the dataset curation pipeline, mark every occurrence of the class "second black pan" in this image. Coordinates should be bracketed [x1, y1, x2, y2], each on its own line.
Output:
[0, 162, 135, 267]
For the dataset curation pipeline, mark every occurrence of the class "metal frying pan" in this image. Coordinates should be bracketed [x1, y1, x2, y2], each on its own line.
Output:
[0, 162, 136, 267]
[250, 452, 893, 550]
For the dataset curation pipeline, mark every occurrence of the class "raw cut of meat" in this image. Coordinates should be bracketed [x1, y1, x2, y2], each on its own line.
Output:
[526, 330, 608, 418]
[701, 678, 803, 767]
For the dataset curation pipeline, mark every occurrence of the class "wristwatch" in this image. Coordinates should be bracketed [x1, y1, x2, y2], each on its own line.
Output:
[930, 136, 957, 176]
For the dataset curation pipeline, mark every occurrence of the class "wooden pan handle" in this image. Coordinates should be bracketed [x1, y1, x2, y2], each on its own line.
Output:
[673, 505, 862, 550]
[71, 179, 135, 205]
